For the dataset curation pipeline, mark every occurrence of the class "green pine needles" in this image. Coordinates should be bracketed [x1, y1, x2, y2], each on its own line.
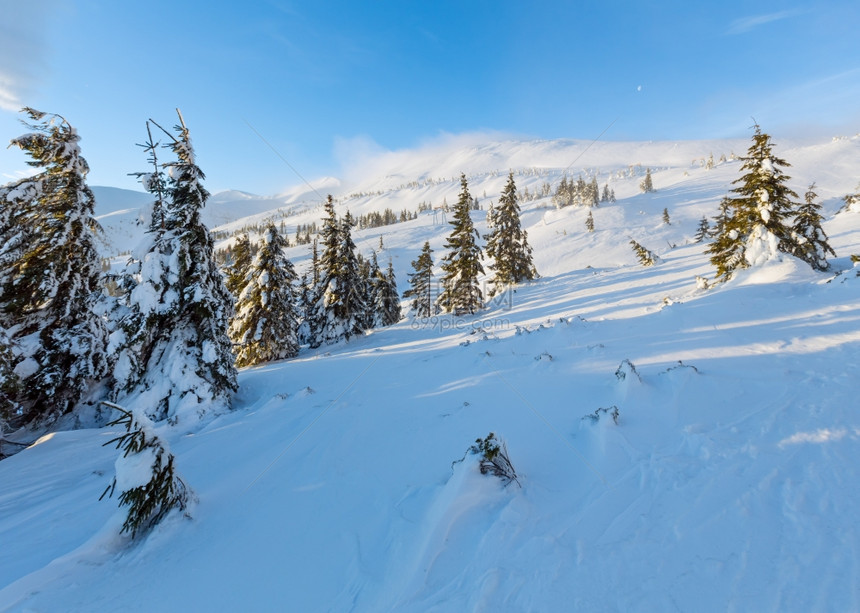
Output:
[100, 402, 190, 538]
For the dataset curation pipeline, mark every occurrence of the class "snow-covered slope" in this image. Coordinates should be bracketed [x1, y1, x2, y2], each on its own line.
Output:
[2, 135, 860, 611]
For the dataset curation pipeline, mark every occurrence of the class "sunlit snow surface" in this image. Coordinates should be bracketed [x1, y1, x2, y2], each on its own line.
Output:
[2, 136, 860, 611]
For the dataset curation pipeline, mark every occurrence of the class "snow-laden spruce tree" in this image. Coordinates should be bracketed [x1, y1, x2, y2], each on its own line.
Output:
[0, 108, 108, 425]
[307, 197, 366, 346]
[358, 252, 375, 330]
[790, 183, 835, 271]
[403, 241, 435, 317]
[368, 256, 401, 328]
[640, 168, 654, 193]
[296, 271, 314, 346]
[707, 124, 799, 282]
[437, 174, 484, 315]
[630, 239, 660, 266]
[484, 171, 538, 297]
[229, 222, 299, 367]
[111, 113, 236, 424]
[224, 232, 253, 297]
[693, 216, 710, 242]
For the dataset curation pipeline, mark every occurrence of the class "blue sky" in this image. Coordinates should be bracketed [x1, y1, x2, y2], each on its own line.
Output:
[1, 0, 859, 195]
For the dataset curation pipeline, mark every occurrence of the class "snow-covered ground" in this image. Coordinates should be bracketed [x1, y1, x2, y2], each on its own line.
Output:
[3, 134, 860, 611]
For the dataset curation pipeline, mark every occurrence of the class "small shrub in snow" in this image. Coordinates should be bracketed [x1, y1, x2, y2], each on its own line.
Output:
[583, 405, 620, 425]
[100, 402, 190, 538]
[470, 432, 520, 486]
[843, 184, 860, 212]
[615, 359, 641, 382]
[663, 360, 699, 374]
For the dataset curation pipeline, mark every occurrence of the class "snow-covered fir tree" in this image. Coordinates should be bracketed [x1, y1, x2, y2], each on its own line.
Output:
[662, 208, 671, 225]
[707, 124, 798, 282]
[370, 258, 401, 327]
[229, 222, 299, 367]
[359, 252, 375, 330]
[630, 239, 659, 266]
[224, 233, 253, 297]
[693, 216, 710, 242]
[0, 108, 108, 425]
[403, 241, 435, 317]
[484, 171, 537, 296]
[588, 177, 600, 206]
[709, 196, 731, 239]
[586, 210, 595, 233]
[336, 210, 367, 335]
[640, 168, 654, 193]
[790, 183, 835, 271]
[437, 174, 484, 315]
[296, 271, 314, 345]
[553, 175, 596, 208]
[111, 113, 236, 424]
[307, 198, 366, 346]
[297, 239, 323, 345]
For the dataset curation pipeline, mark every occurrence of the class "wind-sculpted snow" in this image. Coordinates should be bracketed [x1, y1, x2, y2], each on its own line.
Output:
[2, 135, 860, 611]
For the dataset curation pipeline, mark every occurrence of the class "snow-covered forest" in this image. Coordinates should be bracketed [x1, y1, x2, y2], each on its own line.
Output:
[1, 110, 860, 611]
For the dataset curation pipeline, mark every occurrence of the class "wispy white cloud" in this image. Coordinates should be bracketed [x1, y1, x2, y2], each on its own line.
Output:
[726, 9, 806, 35]
[0, 1, 59, 112]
